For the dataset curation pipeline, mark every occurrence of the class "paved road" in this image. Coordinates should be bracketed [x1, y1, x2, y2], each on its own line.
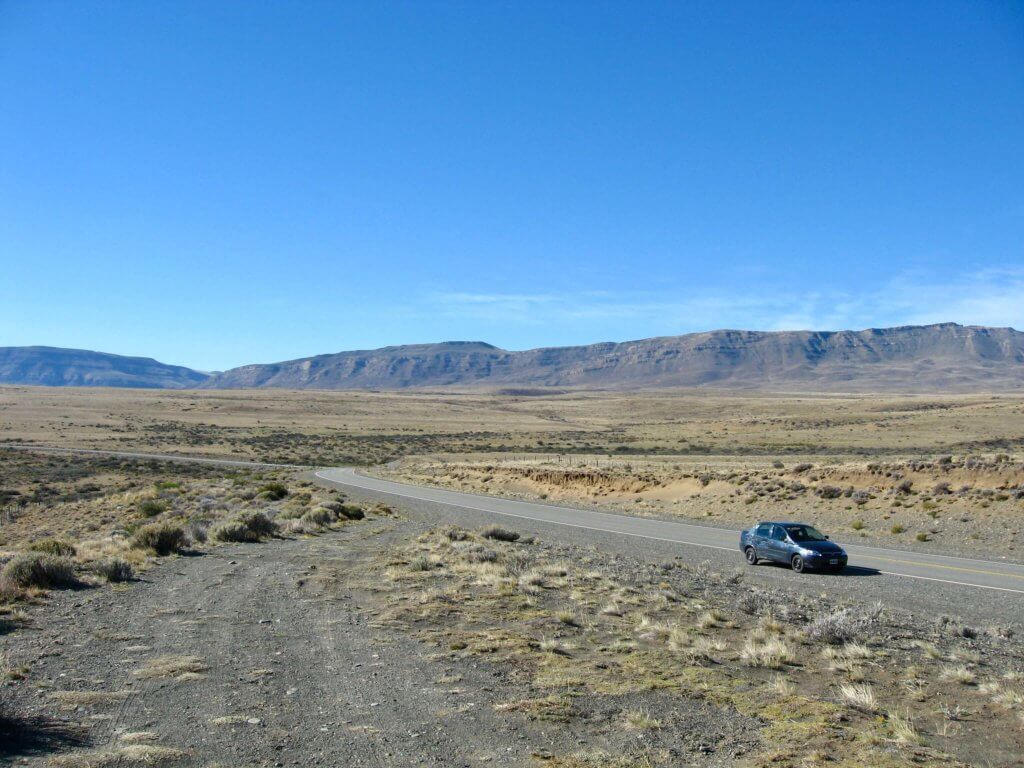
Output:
[318, 467, 1024, 598]
[9, 445, 1024, 623]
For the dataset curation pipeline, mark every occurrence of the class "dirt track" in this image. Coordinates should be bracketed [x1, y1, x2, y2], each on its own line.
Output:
[8, 522, 527, 766]
[5, 518, 755, 767]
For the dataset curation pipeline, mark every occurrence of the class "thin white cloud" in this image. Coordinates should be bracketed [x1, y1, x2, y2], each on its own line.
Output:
[429, 267, 1024, 335]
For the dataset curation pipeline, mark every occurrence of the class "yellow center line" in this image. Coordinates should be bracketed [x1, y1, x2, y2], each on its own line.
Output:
[854, 553, 1024, 581]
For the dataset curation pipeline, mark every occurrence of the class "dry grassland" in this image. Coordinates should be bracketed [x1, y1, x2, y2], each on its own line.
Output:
[359, 524, 1024, 767]
[3, 387, 1024, 464]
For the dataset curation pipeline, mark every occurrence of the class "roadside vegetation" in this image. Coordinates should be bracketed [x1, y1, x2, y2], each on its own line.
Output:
[0, 449, 383, 763]
[361, 525, 1024, 767]
[385, 452, 1024, 558]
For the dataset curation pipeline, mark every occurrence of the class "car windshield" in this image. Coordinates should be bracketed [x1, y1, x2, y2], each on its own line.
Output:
[784, 525, 828, 542]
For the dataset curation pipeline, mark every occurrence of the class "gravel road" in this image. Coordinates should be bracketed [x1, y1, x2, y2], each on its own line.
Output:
[6, 517, 761, 767]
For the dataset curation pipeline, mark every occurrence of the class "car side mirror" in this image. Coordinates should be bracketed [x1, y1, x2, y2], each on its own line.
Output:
[824, 535, 830, 540]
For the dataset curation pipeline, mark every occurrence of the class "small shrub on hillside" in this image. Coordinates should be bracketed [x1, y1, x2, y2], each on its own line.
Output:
[452, 542, 499, 563]
[301, 507, 334, 526]
[318, 500, 363, 520]
[816, 485, 843, 500]
[188, 522, 208, 543]
[806, 605, 882, 645]
[91, 558, 134, 582]
[442, 526, 471, 541]
[0, 578, 24, 604]
[792, 463, 813, 473]
[27, 538, 77, 558]
[138, 500, 167, 518]
[736, 589, 775, 616]
[408, 556, 435, 572]
[131, 523, 189, 556]
[210, 520, 255, 543]
[338, 504, 365, 520]
[2, 553, 77, 589]
[480, 526, 520, 542]
[239, 511, 277, 537]
[258, 483, 288, 501]
[211, 511, 278, 543]
[850, 520, 865, 531]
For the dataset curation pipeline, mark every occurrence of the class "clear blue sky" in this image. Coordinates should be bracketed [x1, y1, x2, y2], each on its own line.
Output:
[2, 1, 1023, 370]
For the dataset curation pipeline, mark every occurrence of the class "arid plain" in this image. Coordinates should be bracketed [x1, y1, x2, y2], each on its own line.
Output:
[4, 386, 1024, 558]
[3, 385, 1024, 767]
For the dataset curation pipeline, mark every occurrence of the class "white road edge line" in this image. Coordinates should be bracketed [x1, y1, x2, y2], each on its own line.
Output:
[316, 471, 1024, 596]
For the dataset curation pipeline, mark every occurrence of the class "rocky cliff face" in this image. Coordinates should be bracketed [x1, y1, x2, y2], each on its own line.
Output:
[204, 324, 1024, 391]
[0, 347, 209, 389]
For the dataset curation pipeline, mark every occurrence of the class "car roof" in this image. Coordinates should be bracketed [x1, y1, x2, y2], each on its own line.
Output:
[758, 521, 815, 527]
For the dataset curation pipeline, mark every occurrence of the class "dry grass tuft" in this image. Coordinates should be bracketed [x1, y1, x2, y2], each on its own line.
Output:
[623, 709, 661, 730]
[48, 745, 188, 767]
[740, 636, 791, 669]
[133, 655, 209, 681]
[837, 682, 877, 711]
[941, 665, 978, 685]
[887, 709, 921, 744]
[119, 732, 160, 743]
[494, 694, 572, 722]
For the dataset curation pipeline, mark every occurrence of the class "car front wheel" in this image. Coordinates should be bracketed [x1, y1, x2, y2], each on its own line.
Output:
[791, 554, 805, 573]
[744, 546, 758, 565]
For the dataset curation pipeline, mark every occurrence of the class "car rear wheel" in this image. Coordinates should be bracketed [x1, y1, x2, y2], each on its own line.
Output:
[744, 546, 758, 565]
[791, 554, 805, 573]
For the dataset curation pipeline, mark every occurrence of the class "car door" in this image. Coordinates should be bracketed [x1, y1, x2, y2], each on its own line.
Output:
[766, 525, 790, 563]
[752, 523, 772, 558]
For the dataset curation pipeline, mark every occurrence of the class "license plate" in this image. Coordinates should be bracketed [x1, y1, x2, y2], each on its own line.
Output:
[829, 559, 838, 565]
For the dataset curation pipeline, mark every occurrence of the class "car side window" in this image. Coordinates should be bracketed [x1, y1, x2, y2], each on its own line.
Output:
[755, 524, 771, 537]
[771, 525, 787, 541]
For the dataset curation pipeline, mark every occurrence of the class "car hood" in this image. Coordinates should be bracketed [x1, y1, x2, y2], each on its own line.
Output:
[799, 541, 845, 554]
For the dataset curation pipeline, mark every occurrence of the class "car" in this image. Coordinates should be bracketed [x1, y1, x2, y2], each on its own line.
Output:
[740, 521, 848, 573]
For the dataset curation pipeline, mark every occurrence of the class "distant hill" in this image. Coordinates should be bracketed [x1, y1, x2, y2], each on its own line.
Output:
[204, 323, 1024, 392]
[0, 346, 209, 389]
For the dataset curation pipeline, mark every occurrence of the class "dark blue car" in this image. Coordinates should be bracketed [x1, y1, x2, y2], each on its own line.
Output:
[740, 521, 848, 573]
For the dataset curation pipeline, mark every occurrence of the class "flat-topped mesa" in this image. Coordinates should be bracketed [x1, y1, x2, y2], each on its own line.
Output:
[203, 323, 1024, 392]
[4, 323, 1022, 391]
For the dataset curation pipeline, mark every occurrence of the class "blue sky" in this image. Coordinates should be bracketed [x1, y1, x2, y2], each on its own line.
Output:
[2, 1, 1023, 371]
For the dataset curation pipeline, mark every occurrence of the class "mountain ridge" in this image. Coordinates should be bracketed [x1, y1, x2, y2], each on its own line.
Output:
[0, 346, 210, 389]
[203, 323, 1024, 392]
[4, 323, 1023, 392]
